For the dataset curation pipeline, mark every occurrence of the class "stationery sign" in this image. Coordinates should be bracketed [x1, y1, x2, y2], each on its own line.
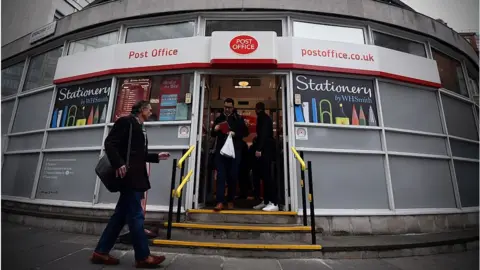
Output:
[50, 79, 111, 128]
[293, 74, 378, 126]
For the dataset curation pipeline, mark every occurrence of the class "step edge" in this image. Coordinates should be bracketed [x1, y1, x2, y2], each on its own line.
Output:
[152, 239, 322, 250]
[187, 209, 297, 216]
[163, 222, 311, 232]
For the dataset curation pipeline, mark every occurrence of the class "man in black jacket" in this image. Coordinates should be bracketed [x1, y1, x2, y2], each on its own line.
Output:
[211, 98, 248, 210]
[252, 102, 278, 211]
[91, 101, 170, 268]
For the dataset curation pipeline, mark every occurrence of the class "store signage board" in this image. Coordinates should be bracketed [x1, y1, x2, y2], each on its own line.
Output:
[30, 21, 57, 44]
[53, 34, 441, 88]
[50, 79, 112, 128]
[292, 74, 378, 126]
[210, 31, 278, 65]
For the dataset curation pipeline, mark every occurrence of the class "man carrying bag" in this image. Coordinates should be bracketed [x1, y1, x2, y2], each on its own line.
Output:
[92, 100, 170, 268]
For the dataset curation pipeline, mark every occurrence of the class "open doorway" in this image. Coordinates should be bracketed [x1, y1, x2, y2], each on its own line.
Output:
[194, 74, 289, 210]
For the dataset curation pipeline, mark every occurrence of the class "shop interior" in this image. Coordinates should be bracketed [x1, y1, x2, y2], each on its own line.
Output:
[196, 74, 287, 209]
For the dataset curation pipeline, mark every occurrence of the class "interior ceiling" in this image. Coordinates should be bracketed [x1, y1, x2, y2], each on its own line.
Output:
[209, 75, 278, 100]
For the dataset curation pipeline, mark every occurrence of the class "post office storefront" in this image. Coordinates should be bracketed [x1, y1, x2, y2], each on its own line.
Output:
[2, 13, 478, 230]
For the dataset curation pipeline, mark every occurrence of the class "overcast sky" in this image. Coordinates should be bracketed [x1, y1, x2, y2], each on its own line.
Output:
[401, 0, 479, 33]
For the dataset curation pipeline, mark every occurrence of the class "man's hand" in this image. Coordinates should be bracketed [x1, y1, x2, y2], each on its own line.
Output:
[255, 151, 262, 158]
[116, 165, 127, 178]
[214, 125, 220, 131]
[159, 152, 171, 160]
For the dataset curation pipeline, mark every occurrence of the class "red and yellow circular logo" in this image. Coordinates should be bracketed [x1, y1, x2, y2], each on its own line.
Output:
[229, 35, 258, 54]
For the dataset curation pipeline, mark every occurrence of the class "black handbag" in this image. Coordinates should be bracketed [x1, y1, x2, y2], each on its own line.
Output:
[95, 122, 133, 192]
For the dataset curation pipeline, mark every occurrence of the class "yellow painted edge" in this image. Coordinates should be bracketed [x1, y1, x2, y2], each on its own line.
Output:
[152, 239, 322, 250]
[187, 209, 297, 216]
[164, 222, 310, 232]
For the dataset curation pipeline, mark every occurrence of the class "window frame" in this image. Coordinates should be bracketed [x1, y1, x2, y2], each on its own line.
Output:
[431, 46, 470, 99]
[1, 60, 28, 99]
[371, 29, 428, 58]
[292, 20, 367, 44]
[201, 13, 287, 37]
[125, 20, 197, 43]
[22, 46, 64, 92]
[66, 31, 120, 55]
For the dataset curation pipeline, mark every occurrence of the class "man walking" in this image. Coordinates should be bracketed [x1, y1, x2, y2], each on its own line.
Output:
[211, 98, 248, 211]
[252, 102, 278, 211]
[90, 101, 170, 268]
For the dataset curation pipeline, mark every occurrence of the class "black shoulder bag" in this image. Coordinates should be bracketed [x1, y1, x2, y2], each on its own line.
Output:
[95, 122, 133, 193]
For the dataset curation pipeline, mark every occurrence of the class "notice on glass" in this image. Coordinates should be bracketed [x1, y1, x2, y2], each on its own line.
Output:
[38, 158, 76, 195]
[113, 78, 152, 121]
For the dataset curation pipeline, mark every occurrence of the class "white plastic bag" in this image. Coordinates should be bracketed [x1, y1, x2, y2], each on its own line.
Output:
[220, 133, 235, 159]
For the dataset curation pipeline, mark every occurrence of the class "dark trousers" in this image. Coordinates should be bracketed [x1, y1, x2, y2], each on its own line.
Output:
[253, 153, 277, 204]
[95, 190, 149, 261]
[215, 150, 241, 203]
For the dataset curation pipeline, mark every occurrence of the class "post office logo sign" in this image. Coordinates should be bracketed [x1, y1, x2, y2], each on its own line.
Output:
[230, 35, 258, 54]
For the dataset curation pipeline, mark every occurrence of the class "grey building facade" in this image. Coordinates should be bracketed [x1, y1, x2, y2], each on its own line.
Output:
[2, 0, 478, 234]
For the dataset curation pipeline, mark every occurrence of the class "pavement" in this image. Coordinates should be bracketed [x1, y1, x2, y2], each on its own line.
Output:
[2, 221, 479, 270]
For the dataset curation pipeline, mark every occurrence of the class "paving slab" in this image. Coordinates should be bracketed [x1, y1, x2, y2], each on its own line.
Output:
[222, 258, 281, 270]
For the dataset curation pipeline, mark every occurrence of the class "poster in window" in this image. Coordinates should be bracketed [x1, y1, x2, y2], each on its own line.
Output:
[157, 76, 183, 121]
[293, 74, 378, 126]
[113, 78, 152, 121]
[50, 79, 112, 128]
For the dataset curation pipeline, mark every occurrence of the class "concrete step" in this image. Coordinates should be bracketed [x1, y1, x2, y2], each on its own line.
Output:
[162, 222, 314, 242]
[186, 209, 298, 224]
[149, 237, 322, 258]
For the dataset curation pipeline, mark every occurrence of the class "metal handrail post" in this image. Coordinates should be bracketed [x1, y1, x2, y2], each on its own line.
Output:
[307, 161, 316, 245]
[176, 150, 186, 222]
[300, 151, 307, 226]
[166, 158, 178, 240]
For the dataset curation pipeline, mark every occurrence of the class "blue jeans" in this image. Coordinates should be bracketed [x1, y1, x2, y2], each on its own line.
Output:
[95, 190, 149, 261]
[215, 150, 241, 203]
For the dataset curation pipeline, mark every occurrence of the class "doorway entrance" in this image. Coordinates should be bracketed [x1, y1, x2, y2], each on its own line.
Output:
[192, 74, 290, 211]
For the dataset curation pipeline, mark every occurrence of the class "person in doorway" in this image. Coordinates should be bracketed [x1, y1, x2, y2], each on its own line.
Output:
[252, 102, 278, 211]
[211, 98, 248, 210]
[90, 100, 171, 268]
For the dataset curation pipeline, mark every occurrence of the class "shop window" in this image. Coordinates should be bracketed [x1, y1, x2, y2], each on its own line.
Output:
[36, 151, 99, 202]
[441, 94, 478, 140]
[450, 138, 479, 160]
[454, 161, 479, 207]
[7, 133, 44, 152]
[50, 79, 112, 129]
[23, 47, 63, 91]
[372, 31, 426, 57]
[12, 90, 53, 133]
[68, 32, 119, 55]
[467, 75, 479, 96]
[46, 128, 104, 149]
[292, 74, 378, 126]
[293, 22, 364, 44]
[1, 100, 15, 135]
[112, 74, 192, 122]
[379, 82, 443, 134]
[432, 49, 468, 96]
[390, 156, 456, 209]
[206, 20, 283, 36]
[126, 22, 195, 43]
[2, 61, 25, 97]
[2, 153, 39, 198]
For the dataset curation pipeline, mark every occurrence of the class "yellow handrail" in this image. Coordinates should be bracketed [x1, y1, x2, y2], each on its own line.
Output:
[173, 169, 194, 198]
[177, 145, 195, 169]
[291, 147, 306, 171]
